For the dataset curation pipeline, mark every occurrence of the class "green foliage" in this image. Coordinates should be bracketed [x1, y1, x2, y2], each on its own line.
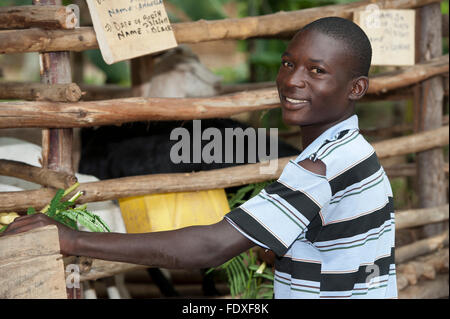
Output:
[25, 183, 111, 233]
[166, 0, 232, 21]
[210, 248, 274, 298]
[208, 181, 275, 298]
[227, 180, 272, 209]
[84, 50, 131, 85]
[0, 0, 31, 6]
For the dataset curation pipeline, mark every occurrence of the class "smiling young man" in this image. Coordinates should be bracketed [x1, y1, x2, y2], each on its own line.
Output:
[2, 17, 397, 299]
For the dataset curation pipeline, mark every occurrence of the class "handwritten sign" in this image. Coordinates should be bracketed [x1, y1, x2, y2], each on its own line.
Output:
[355, 8, 415, 66]
[86, 0, 178, 64]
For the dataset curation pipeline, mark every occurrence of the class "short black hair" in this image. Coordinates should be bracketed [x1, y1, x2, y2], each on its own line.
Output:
[299, 16, 372, 77]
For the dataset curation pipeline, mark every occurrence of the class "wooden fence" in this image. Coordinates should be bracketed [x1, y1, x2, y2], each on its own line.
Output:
[0, 0, 448, 299]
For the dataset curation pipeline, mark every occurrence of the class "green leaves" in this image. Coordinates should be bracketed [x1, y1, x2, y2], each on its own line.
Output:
[214, 182, 275, 298]
[42, 184, 111, 233]
[213, 249, 274, 299]
[41, 184, 111, 233]
[0, 183, 110, 235]
[227, 181, 273, 209]
[59, 208, 111, 232]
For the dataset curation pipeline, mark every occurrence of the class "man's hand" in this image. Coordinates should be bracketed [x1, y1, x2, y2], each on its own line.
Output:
[0, 214, 78, 255]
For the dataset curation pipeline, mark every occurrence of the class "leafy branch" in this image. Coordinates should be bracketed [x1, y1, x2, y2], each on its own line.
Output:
[1, 183, 110, 233]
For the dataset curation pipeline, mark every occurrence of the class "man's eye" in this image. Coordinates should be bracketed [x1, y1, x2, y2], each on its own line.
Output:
[311, 67, 325, 74]
[282, 61, 293, 68]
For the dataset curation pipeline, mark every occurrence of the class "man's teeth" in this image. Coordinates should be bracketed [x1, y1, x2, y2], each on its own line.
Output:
[286, 97, 307, 103]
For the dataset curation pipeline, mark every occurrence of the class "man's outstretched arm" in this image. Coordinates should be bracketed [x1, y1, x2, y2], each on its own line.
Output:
[1, 214, 255, 269]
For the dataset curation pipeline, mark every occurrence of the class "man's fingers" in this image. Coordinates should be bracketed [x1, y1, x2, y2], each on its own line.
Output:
[1, 220, 48, 237]
[1, 214, 46, 235]
[4, 214, 38, 229]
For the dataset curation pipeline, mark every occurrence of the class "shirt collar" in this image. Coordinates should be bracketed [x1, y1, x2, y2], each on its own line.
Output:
[296, 114, 360, 161]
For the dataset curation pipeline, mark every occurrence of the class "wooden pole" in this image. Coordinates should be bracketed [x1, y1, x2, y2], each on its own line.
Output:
[0, 5, 77, 30]
[395, 205, 449, 230]
[0, 82, 82, 102]
[35, 1, 74, 175]
[384, 162, 448, 178]
[0, 88, 280, 128]
[368, 55, 448, 94]
[0, 0, 442, 54]
[414, 3, 447, 237]
[33, 0, 77, 298]
[396, 231, 449, 264]
[0, 159, 78, 189]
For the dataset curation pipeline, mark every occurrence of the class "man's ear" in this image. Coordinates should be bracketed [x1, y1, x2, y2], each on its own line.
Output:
[349, 76, 369, 101]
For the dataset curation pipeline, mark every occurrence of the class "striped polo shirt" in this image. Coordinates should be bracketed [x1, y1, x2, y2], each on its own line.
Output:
[225, 115, 397, 299]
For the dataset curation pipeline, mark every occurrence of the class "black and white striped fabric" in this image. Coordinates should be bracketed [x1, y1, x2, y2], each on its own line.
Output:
[225, 115, 397, 299]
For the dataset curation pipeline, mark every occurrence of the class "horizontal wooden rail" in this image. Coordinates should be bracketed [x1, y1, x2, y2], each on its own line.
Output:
[0, 82, 82, 102]
[384, 162, 449, 178]
[396, 205, 449, 230]
[368, 55, 448, 94]
[0, 0, 441, 54]
[0, 159, 78, 190]
[373, 126, 448, 159]
[0, 88, 280, 128]
[396, 231, 449, 264]
[361, 115, 449, 138]
[0, 126, 447, 212]
[0, 56, 447, 128]
[80, 83, 420, 103]
[0, 5, 77, 30]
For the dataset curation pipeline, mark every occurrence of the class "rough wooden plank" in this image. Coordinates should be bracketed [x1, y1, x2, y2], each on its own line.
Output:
[0, 255, 67, 299]
[0, 225, 60, 260]
[0, 225, 67, 299]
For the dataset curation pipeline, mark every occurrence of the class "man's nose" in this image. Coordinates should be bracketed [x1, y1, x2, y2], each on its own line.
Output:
[285, 67, 307, 88]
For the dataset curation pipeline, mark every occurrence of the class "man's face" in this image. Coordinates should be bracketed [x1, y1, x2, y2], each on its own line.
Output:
[276, 29, 355, 128]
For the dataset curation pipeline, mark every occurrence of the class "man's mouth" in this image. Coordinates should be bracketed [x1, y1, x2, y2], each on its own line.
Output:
[282, 95, 310, 109]
[285, 97, 309, 104]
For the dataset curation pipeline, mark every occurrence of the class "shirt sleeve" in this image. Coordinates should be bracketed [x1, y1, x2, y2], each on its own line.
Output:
[225, 160, 332, 257]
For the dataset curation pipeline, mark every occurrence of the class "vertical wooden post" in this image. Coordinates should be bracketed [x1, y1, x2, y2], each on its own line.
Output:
[33, 0, 78, 298]
[414, 3, 447, 237]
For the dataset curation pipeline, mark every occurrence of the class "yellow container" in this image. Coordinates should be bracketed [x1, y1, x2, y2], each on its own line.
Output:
[118, 189, 230, 233]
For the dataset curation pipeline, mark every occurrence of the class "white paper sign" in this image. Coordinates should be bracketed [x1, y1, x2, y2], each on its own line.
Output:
[86, 0, 178, 65]
[355, 8, 415, 66]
